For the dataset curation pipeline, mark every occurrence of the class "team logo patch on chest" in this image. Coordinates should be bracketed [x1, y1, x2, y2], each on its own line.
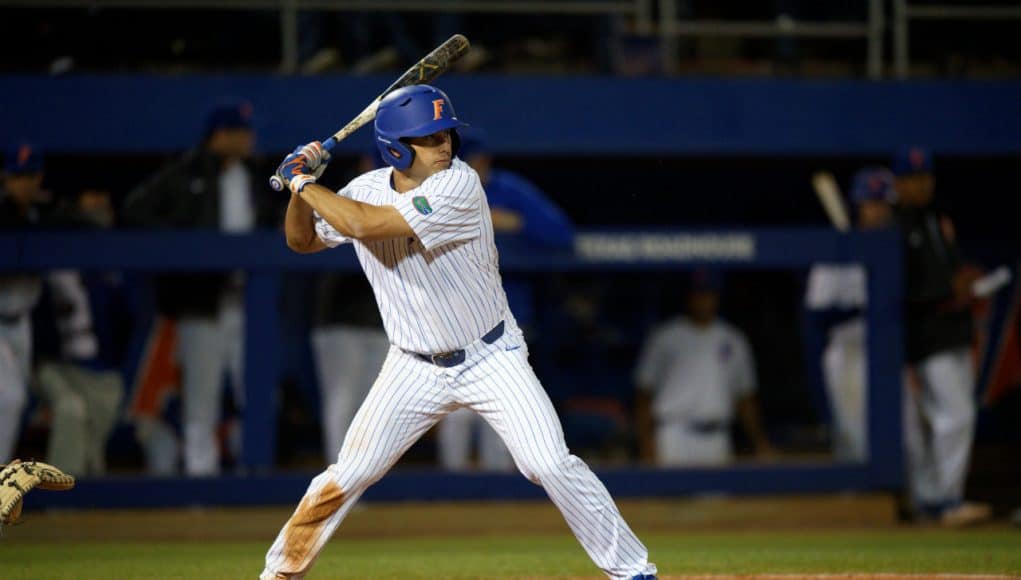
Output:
[412, 196, 434, 215]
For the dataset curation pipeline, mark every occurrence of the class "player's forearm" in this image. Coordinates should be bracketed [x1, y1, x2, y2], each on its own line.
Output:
[737, 396, 771, 452]
[284, 192, 324, 253]
[635, 391, 656, 463]
[299, 183, 411, 242]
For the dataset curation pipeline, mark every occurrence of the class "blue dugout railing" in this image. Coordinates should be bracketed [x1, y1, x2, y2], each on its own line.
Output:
[3, 75, 1021, 155]
[1, 228, 902, 508]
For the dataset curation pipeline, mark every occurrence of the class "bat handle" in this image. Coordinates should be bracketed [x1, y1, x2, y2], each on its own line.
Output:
[270, 137, 337, 191]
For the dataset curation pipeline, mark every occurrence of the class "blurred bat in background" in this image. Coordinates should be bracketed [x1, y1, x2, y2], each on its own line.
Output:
[973, 265, 1012, 298]
[270, 34, 471, 191]
[811, 171, 851, 232]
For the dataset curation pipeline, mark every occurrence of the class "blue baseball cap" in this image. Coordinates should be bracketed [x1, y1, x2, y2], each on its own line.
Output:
[849, 166, 896, 204]
[203, 100, 254, 137]
[892, 145, 932, 176]
[689, 268, 723, 293]
[4, 144, 43, 175]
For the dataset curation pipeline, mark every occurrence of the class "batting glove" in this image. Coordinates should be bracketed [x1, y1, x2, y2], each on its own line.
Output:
[297, 141, 330, 172]
[276, 148, 316, 194]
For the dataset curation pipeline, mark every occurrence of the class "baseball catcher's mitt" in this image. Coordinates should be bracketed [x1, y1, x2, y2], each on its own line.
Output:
[0, 460, 75, 528]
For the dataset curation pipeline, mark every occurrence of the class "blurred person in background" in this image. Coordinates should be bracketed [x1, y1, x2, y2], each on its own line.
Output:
[436, 130, 575, 472]
[310, 150, 389, 465]
[804, 167, 897, 463]
[634, 269, 773, 467]
[122, 100, 281, 476]
[0, 145, 48, 462]
[893, 146, 990, 526]
[33, 187, 125, 476]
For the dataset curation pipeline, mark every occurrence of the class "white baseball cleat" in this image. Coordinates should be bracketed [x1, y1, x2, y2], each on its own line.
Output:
[939, 501, 992, 527]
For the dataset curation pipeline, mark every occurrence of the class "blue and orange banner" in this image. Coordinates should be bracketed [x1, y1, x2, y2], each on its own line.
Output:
[974, 264, 1021, 407]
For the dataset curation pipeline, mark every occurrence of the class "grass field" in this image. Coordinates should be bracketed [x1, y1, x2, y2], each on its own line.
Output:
[3, 497, 1019, 579]
[5, 530, 1021, 579]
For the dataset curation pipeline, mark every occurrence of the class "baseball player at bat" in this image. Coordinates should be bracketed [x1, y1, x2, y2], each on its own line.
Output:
[262, 85, 658, 579]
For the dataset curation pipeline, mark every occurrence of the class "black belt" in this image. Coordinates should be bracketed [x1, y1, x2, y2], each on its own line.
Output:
[0, 312, 24, 325]
[686, 420, 729, 434]
[414, 321, 505, 367]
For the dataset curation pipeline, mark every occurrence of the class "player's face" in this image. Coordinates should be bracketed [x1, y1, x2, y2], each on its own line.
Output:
[466, 153, 492, 183]
[4, 173, 43, 205]
[406, 130, 453, 176]
[894, 174, 934, 207]
[688, 291, 718, 325]
[208, 128, 255, 160]
[858, 200, 893, 229]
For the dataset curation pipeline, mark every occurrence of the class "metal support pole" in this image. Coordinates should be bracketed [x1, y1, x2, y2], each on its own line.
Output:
[659, 0, 678, 75]
[865, 230, 904, 489]
[894, 0, 909, 78]
[242, 271, 281, 473]
[280, 0, 299, 74]
[635, 0, 653, 35]
[867, 0, 883, 79]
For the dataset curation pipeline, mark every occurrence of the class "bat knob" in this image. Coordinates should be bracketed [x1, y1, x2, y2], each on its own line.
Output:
[269, 175, 285, 192]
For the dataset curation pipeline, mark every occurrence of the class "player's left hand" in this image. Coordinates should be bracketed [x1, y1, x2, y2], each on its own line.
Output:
[0, 459, 76, 529]
[952, 264, 984, 307]
[276, 148, 317, 194]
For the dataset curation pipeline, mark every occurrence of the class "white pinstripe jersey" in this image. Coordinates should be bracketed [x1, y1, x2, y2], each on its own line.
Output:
[313, 158, 509, 354]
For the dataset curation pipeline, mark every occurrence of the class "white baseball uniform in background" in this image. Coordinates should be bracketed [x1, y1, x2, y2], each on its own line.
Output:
[634, 315, 756, 466]
[438, 406, 515, 471]
[261, 159, 656, 579]
[0, 275, 41, 462]
[311, 324, 389, 463]
[805, 264, 869, 462]
[174, 162, 254, 476]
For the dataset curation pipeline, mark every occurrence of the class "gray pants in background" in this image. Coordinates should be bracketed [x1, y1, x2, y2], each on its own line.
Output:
[36, 361, 123, 476]
[904, 347, 977, 510]
[0, 315, 32, 463]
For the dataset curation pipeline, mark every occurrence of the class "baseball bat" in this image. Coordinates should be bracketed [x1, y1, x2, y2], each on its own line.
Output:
[811, 171, 851, 232]
[270, 33, 471, 192]
[973, 265, 1012, 298]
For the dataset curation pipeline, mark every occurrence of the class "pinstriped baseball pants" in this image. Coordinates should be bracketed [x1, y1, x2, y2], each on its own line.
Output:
[261, 321, 656, 579]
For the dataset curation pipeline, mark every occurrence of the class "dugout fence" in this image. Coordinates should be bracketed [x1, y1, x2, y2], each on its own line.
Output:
[0, 228, 904, 509]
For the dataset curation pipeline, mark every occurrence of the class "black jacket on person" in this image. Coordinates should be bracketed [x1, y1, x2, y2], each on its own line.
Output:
[121, 148, 282, 318]
[897, 205, 973, 364]
[0, 189, 53, 230]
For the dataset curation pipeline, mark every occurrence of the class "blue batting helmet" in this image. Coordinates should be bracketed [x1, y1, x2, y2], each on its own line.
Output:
[374, 85, 465, 170]
[4, 144, 43, 175]
[892, 145, 932, 176]
[849, 166, 896, 204]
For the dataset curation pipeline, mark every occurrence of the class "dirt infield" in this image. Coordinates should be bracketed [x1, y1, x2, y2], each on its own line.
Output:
[11, 493, 900, 543]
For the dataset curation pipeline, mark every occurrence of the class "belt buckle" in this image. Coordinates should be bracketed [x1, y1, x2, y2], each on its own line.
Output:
[431, 352, 455, 365]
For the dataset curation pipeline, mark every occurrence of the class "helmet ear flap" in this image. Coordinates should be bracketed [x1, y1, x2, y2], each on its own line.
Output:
[376, 137, 414, 170]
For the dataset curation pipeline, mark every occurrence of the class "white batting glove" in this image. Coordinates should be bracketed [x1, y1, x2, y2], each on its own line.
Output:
[298, 141, 330, 171]
[289, 174, 316, 195]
